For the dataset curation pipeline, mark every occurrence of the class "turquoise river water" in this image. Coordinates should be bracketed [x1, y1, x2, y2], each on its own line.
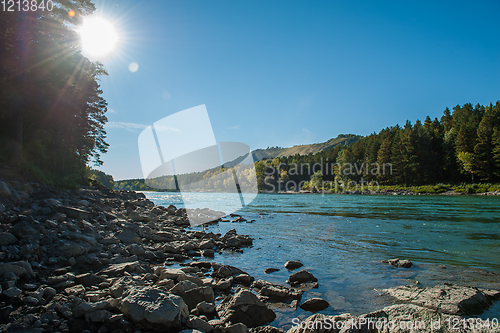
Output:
[143, 192, 500, 329]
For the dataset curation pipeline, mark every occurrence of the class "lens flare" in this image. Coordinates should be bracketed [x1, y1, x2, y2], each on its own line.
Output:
[68, 10, 75, 18]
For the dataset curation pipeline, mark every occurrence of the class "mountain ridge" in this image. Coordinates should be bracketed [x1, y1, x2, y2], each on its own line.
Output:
[251, 134, 362, 161]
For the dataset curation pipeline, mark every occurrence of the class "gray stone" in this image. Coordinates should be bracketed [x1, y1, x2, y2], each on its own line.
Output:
[60, 206, 91, 220]
[43, 287, 57, 298]
[86, 309, 112, 322]
[284, 260, 303, 270]
[233, 274, 254, 286]
[98, 261, 146, 277]
[116, 228, 142, 244]
[299, 298, 329, 312]
[0, 232, 18, 246]
[212, 265, 246, 279]
[225, 323, 249, 333]
[3, 287, 22, 298]
[259, 284, 302, 301]
[170, 280, 199, 295]
[73, 300, 112, 318]
[0, 261, 33, 278]
[287, 270, 317, 286]
[196, 301, 215, 315]
[383, 284, 493, 315]
[181, 286, 215, 310]
[59, 242, 88, 258]
[75, 273, 106, 287]
[120, 286, 189, 329]
[186, 316, 214, 332]
[383, 258, 413, 268]
[216, 289, 276, 328]
[127, 244, 145, 256]
[110, 275, 145, 298]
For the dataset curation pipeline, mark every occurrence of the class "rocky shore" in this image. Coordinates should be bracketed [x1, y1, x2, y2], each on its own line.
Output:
[1, 177, 499, 333]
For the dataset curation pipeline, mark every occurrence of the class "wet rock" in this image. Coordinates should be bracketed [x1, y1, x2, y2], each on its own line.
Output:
[264, 268, 279, 274]
[383, 283, 493, 315]
[120, 286, 189, 329]
[284, 261, 303, 270]
[217, 289, 276, 328]
[212, 264, 246, 279]
[259, 284, 302, 301]
[233, 274, 254, 286]
[299, 298, 329, 312]
[383, 258, 413, 268]
[202, 249, 215, 257]
[287, 270, 317, 286]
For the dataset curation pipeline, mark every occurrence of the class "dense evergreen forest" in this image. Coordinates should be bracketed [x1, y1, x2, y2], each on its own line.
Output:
[0, 1, 109, 187]
[114, 101, 500, 193]
[259, 102, 500, 191]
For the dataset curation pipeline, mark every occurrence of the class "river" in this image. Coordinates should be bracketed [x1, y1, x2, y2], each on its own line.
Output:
[143, 192, 500, 329]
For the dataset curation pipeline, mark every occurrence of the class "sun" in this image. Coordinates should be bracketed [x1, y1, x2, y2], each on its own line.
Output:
[78, 17, 119, 60]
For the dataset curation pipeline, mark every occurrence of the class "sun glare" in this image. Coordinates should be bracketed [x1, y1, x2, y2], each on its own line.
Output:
[78, 17, 119, 60]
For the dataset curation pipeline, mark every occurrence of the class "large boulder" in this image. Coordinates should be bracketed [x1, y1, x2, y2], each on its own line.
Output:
[383, 284, 494, 315]
[120, 286, 189, 329]
[217, 290, 276, 328]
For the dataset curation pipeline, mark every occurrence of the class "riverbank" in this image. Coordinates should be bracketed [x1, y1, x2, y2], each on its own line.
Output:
[1, 177, 499, 332]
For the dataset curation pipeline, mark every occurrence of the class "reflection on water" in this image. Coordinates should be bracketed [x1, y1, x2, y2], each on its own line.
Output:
[144, 192, 500, 329]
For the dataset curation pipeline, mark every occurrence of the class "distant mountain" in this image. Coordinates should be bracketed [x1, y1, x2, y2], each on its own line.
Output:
[251, 134, 362, 161]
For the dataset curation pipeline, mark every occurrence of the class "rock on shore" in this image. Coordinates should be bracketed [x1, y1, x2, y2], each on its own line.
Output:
[0, 179, 265, 332]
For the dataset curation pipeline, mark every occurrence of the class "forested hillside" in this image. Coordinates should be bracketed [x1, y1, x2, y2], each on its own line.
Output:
[0, 2, 109, 187]
[258, 102, 500, 191]
[252, 134, 360, 160]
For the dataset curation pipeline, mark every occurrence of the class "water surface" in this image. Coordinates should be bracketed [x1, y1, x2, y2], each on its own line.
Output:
[144, 192, 500, 329]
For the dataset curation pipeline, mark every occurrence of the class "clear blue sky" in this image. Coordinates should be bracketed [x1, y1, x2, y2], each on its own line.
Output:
[93, 0, 500, 180]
